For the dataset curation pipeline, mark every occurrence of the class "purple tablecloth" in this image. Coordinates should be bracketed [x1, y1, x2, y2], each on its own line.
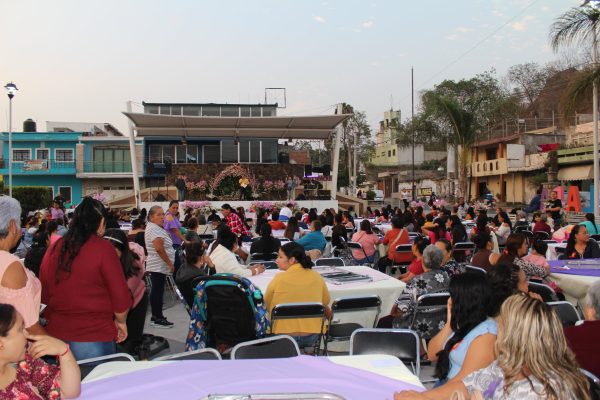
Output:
[548, 259, 600, 277]
[79, 356, 423, 400]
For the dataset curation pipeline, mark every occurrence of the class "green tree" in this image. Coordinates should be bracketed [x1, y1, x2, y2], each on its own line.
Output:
[505, 62, 553, 109]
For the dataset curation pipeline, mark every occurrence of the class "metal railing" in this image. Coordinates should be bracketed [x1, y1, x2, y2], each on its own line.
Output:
[83, 161, 132, 173]
[1, 158, 76, 171]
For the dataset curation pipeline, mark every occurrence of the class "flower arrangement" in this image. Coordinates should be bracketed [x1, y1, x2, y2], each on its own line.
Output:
[263, 181, 275, 192]
[251, 200, 273, 210]
[410, 200, 425, 208]
[274, 201, 300, 213]
[273, 180, 286, 191]
[185, 180, 208, 192]
[92, 193, 109, 206]
[433, 199, 446, 207]
[179, 200, 215, 214]
[207, 165, 263, 200]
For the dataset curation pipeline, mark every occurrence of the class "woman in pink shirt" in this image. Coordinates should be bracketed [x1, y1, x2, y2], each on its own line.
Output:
[103, 229, 147, 354]
[47, 220, 61, 245]
[350, 220, 382, 265]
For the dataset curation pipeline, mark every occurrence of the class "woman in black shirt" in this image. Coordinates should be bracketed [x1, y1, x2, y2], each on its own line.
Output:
[546, 190, 563, 231]
[331, 214, 348, 256]
[250, 223, 281, 261]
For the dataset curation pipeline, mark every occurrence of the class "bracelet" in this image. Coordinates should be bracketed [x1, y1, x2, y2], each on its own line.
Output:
[56, 344, 69, 361]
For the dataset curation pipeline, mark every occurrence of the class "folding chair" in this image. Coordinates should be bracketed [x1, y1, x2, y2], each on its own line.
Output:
[543, 240, 558, 244]
[555, 246, 567, 258]
[314, 258, 345, 267]
[336, 237, 355, 266]
[391, 244, 414, 274]
[155, 348, 222, 361]
[199, 233, 215, 241]
[324, 295, 381, 356]
[521, 230, 534, 241]
[204, 238, 215, 246]
[251, 236, 261, 242]
[349, 329, 421, 378]
[346, 228, 355, 236]
[248, 261, 279, 270]
[345, 241, 375, 268]
[279, 238, 291, 244]
[231, 335, 301, 360]
[270, 302, 326, 355]
[592, 234, 600, 242]
[452, 242, 476, 264]
[77, 353, 136, 380]
[251, 252, 279, 262]
[464, 265, 487, 274]
[548, 301, 582, 327]
[581, 369, 600, 400]
[527, 281, 558, 302]
[409, 292, 451, 333]
[535, 231, 550, 240]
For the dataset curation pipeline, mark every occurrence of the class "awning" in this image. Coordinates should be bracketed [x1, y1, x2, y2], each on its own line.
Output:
[557, 165, 594, 181]
[122, 112, 353, 140]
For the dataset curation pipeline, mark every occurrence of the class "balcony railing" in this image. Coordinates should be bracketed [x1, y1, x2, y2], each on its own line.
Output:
[0, 159, 76, 172]
[83, 161, 132, 173]
[472, 158, 508, 177]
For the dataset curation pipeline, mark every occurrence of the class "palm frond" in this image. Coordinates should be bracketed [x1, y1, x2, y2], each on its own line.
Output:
[549, 5, 600, 51]
[560, 65, 600, 125]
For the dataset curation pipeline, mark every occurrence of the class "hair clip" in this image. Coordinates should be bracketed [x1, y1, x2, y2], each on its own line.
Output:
[503, 250, 509, 255]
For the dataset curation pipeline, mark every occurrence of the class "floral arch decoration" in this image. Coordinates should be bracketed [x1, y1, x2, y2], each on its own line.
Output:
[207, 165, 263, 199]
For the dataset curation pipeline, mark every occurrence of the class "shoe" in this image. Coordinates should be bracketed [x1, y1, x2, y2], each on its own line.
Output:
[151, 317, 174, 328]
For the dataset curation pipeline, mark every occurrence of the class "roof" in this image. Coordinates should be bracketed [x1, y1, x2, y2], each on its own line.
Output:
[474, 133, 524, 147]
[142, 102, 278, 108]
[122, 112, 353, 140]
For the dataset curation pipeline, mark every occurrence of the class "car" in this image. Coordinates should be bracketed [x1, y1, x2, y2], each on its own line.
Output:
[373, 190, 385, 202]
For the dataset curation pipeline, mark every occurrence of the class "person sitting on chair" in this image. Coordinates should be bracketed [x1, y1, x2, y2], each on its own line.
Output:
[176, 242, 213, 309]
[268, 212, 287, 231]
[350, 220, 382, 265]
[524, 189, 542, 214]
[295, 220, 327, 254]
[250, 224, 281, 261]
[209, 230, 265, 277]
[559, 224, 600, 260]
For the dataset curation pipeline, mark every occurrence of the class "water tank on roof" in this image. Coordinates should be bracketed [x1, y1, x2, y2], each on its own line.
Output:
[23, 119, 36, 132]
[279, 152, 290, 164]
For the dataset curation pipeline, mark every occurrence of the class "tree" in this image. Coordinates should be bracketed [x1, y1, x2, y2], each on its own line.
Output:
[505, 62, 553, 109]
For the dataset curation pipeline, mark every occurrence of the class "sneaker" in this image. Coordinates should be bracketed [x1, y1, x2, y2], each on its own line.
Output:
[151, 318, 174, 328]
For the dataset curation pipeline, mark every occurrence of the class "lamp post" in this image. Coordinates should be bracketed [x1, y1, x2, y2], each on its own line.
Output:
[4, 83, 17, 197]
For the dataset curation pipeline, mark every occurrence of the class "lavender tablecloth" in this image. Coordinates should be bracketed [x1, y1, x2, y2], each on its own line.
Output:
[79, 356, 423, 400]
[548, 259, 600, 277]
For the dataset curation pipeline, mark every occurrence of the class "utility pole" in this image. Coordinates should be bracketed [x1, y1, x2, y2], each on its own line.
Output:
[411, 67, 415, 201]
[593, 23, 599, 219]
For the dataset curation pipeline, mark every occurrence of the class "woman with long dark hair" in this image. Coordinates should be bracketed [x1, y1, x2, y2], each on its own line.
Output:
[308, 209, 318, 223]
[490, 211, 511, 245]
[423, 217, 450, 243]
[469, 214, 489, 241]
[581, 213, 600, 235]
[447, 215, 468, 262]
[427, 272, 496, 388]
[402, 211, 415, 232]
[486, 263, 533, 317]
[470, 232, 500, 271]
[251, 223, 281, 261]
[331, 214, 348, 257]
[255, 209, 268, 235]
[324, 209, 335, 227]
[283, 217, 304, 240]
[265, 242, 331, 354]
[496, 233, 549, 280]
[103, 228, 147, 354]
[24, 231, 50, 278]
[561, 224, 600, 260]
[40, 197, 131, 360]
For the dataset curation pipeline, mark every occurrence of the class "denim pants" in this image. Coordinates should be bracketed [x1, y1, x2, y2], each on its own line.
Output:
[240, 186, 247, 200]
[353, 253, 376, 265]
[172, 243, 182, 278]
[66, 340, 116, 362]
[433, 378, 448, 388]
[150, 272, 167, 319]
[177, 189, 184, 200]
[288, 333, 320, 352]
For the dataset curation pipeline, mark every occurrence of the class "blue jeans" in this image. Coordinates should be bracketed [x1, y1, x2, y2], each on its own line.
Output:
[172, 243, 182, 278]
[353, 254, 376, 265]
[66, 340, 116, 363]
[287, 333, 320, 352]
[177, 189, 184, 200]
[150, 272, 166, 319]
[433, 378, 448, 388]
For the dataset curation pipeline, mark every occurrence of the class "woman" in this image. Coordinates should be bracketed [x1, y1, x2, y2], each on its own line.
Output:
[468, 214, 489, 241]
[103, 228, 147, 354]
[396, 295, 590, 400]
[366, 207, 374, 218]
[402, 211, 415, 232]
[496, 233, 549, 280]
[207, 210, 221, 223]
[486, 263, 540, 317]
[176, 242, 212, 308]
[561, 224, 600, 260]
[465, 206, 475, 220]
[448, 215, 468, 262]
[308, 209, 318, 223]
[377, 246, 450, 345]
[251, 223, 281, 261]
[210, 230, 265, 277]
[24, 232, 50, 278]
[163, 201, 189, 278]
[581, 213, 600, 236]
[381, 209, 390, 223]
[46, 221, 60, 246]
[434, 238, 461, 278]
[40, 197, 131, 359]
[0, 304, 81, 399]
[255, 210, 268, 235]
[185, 217, 201, 243]
[283, 217, 304, 241]
[265, 242, 330, 354]
[286, 176, 296, 201]
[424, 218, 451, 243]
[471, 232, 500, 272]
[374, 209, 381, 222]
[491, 211, 512, 246]
[532, 213, 552, 238]
[318, 215, 332, 237]
[331, 214, 348, 257]
[23, 216, 39, 246]
[377, 217, 413, 274]
[144, 205, 176, 329]
[350, 220, 382, 265]
[342, 211, 354, 229]
[139, 208, 147, 221]
[0, 197, 45, 336]
[323, 209, 334, 227]
[396, 236, 428, 283]
[428, 272, 496, 388]
[196, 215, 212, 235]
[127, 218, 145, 242]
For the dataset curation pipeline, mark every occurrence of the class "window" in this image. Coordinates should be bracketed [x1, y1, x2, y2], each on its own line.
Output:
[55, 149, 74, 162]
[240, 107, 250, 117]
[239, 141, 250, 163]
[160, 106, 170, 115]
[393, 149, 396, 156]
[203, 145, 220, 163]
[171, 106, 181, 116]
[148, 145, 198, 164]
[36, 149, 49, 160]
[261, 141, 277, 163]
[182, 106, 200, 116]
[250, 141, 261, 163]
[221, 107, 239, 117]
[12, 150, 31, 162]
[262, 107, 276, 117]
[58, 187, 71, 203]
[176, 145, 187, 164]
[202, 107, 220, 117]
[162, 145, 175, 164]
[388, 150, 391, 157]
[221, 141, 238, 163]
[93, 146, 131, 173]
[145, 106, 159, 114]
[251, 107, 262, 117]
[149, 145, 162, 163]
[47, 187, 54, 199]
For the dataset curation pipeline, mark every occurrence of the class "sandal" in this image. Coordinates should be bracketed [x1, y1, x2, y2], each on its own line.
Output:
[420, 354, 432, 366]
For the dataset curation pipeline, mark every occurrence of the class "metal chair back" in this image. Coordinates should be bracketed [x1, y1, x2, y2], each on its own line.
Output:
[464, 265, 487, 274]
[270, 303, 326, 354]
[248, 261, 279, 269]
[535, 231, 549, 240]
[155, 348, 222, 361]
[199, 234, 215, 240]
[345, 241, 374, 267]
[528, 281, 558, 302]
[251, 252, 279, 262]
[231, 335, 301, 360]
[314, 258, 345, 267]
[548, 301, 582, 327]
[409, 292, 450, 332]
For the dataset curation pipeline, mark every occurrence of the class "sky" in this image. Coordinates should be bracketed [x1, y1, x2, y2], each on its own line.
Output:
[0, 0, 581, 138]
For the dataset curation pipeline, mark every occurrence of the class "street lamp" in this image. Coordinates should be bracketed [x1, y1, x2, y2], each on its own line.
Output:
[4, 83, 17, 197]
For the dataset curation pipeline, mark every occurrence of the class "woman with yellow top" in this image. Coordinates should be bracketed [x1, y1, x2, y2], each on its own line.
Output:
[265, 242, 330, 354]
[239, 177, 250, 201]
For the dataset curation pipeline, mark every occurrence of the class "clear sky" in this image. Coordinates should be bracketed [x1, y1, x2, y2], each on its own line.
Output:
[0, 0, 580, 136]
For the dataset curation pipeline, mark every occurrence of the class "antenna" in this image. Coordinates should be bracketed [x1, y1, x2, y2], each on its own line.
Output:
[390, 94, 393, 111]
[265, 88, 287, 108]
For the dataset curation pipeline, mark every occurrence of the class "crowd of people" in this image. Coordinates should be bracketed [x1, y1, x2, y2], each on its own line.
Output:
[0, 190, 598, 399]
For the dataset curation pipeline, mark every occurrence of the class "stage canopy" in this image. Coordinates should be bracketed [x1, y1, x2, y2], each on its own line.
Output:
[122, 112, 353, 140]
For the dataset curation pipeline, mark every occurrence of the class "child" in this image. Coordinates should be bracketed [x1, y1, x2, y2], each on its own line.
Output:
[423, 214, 435, 227]
[0, 304, 80, 399]
[545, 210, 554, 229]
[211, 219, 220, 231]
[523, 239, 550, 270]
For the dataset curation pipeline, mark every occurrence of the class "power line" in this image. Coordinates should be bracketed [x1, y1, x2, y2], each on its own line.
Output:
[369, 0, 541, 125]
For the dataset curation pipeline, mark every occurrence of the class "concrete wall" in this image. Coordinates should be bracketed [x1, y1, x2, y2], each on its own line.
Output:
[520, 133, 565, 154]
[10, 175, 81, 206]
[397, 145, 425, 166]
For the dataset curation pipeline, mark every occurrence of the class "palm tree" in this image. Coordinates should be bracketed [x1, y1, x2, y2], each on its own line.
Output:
[550, 1, 600, 218]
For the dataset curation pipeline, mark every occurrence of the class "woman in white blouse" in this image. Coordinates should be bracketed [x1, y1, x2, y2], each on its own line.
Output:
[209, 230, 265, 277]
[490, 211, 512, 246]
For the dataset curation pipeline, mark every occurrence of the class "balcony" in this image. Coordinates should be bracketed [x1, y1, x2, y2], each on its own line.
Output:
[472, 158, 508, 177]
[0, 159, 76, 175]
[83, 161, 132, 173]
[557, 145, 599, 164]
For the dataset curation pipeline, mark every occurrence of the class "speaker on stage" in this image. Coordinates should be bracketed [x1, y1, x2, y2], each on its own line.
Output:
[323, 165, 330, 176]
[305, 165, 312, 176]
[146, 163, 155, 174]
[165, 161, 172, 174]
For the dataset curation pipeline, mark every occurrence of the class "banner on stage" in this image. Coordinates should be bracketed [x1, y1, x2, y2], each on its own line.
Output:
[22, 160, 48, 172]
[417, 187, 432, 196]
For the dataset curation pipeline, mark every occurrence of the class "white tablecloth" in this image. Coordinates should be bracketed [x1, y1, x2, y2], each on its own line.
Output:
[248, 266, 405, 352]
[546, 273, 600, 309]
[82, 354, 422, 389]
[546, 243, 566, 261]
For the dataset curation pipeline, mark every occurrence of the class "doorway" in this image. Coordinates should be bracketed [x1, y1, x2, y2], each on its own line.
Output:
[58, 186, 71, 203]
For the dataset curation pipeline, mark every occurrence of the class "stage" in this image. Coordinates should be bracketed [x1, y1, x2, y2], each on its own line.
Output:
[139, 200, 338, 214]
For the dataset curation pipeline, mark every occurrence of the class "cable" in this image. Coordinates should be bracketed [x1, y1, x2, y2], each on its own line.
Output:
[369, 0, 542, 125]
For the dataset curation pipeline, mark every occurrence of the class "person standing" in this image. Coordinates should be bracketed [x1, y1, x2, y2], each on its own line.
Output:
[163, 201, 188, 278]
[239, 176, 250, 200]
[144, 205, 175, 328]
[175, 175, 186, 201]
[286, 176, 296, 201]
[546, 190, 563, 231]
[50, 202, 64, 220]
